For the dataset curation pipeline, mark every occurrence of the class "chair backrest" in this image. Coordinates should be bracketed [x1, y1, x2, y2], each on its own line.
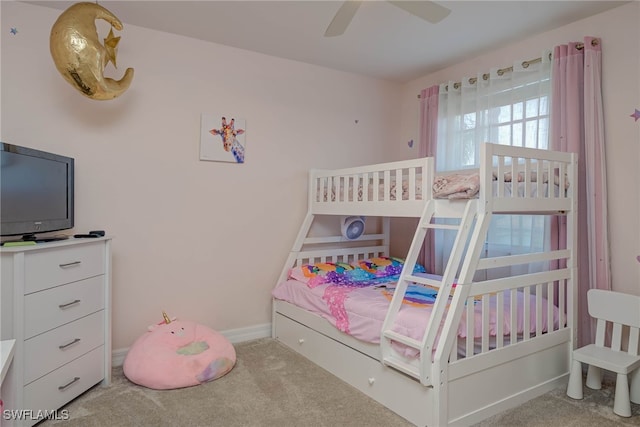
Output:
[587, 289, 640, 355]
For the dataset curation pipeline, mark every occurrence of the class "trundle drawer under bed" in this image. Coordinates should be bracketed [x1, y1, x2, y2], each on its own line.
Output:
[274, 311, 433, 427]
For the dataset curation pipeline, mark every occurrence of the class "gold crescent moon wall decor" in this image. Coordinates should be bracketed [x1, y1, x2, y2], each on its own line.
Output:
[50, 2, 134, 100]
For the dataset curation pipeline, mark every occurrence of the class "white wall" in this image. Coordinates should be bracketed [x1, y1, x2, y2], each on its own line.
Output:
[0, 2, 402, 349]
[393, 2, 640, 296]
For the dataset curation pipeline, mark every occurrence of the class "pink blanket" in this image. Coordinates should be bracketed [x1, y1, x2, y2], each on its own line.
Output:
[272, 276, 559, 357]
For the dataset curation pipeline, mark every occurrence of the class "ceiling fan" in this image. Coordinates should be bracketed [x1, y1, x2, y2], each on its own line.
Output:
[325, 0, 451, 37]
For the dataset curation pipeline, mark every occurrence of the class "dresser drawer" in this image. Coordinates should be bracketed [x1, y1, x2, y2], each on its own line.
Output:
[23, 311, 105, 385]
[24, 276, 105, 339]
[24, 242, 105, 294]
[23, 346, 104, 418]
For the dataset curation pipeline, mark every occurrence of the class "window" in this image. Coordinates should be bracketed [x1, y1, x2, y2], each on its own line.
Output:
[433, 58, 552, 277]
[438, 76, 551, 170]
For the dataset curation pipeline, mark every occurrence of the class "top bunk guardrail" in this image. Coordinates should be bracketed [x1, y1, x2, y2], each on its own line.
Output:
[479, 143, 577, 215]
[310, 157, 433, 217]
[308, 143, 577, 217]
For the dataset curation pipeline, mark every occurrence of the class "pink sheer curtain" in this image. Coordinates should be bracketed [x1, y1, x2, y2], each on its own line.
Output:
[418, 85, 439, 273]
[550, 37, 610, 347]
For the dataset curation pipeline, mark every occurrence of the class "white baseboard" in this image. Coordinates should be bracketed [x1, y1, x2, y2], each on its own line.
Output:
[111, 322, 272, 367]
[112, 348, 128, 367]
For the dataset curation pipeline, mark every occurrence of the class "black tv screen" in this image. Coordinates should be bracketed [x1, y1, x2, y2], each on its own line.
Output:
[0, 143, 74, 238]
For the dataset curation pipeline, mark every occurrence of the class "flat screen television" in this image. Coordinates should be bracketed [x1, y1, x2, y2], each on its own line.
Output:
[0, 143, 74, 241]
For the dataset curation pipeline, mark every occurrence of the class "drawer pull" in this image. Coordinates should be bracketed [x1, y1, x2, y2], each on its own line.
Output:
[58, 299, 81, 309]
[59, 338, 81, 350]
[59, 261, 81, 268]
[368, 377, 375, 385]
[298, 339, 305, 345]
[58, 376, 80, 391]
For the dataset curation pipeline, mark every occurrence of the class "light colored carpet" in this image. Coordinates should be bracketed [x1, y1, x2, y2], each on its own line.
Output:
[476, 382, 640, 427]
[40, 338, 639, 426]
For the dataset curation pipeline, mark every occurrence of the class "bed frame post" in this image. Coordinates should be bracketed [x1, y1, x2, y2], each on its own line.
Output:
[276, 212, 314, 285]
[567, 152, 579, 352]
[272, 212, 315, 339]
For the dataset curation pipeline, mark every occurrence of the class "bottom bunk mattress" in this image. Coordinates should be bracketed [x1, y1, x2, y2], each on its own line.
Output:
[272, 270, 561, 358]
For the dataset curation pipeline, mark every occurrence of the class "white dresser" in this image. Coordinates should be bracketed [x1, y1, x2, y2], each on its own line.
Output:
[0, 238, 111, 426]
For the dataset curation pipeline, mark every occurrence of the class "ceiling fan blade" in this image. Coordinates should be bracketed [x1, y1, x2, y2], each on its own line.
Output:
[324, 0, 363, 37]
[388, 1, 451, 24]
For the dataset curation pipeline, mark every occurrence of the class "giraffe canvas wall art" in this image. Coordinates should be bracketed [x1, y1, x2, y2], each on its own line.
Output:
[200, 114, 247, 163]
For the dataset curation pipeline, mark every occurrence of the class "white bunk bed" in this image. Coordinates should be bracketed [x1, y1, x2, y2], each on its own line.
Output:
[272, 142, 577, 426]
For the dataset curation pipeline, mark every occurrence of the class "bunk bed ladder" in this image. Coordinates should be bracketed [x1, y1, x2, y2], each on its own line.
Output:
[380, 199, 478, 385]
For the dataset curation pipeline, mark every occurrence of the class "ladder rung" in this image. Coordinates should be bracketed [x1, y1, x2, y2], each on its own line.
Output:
[404, 274, 441, 288]
[383, 330, 422, 349]
[423, 223, 460, 230]
[382, 356, 420, 379]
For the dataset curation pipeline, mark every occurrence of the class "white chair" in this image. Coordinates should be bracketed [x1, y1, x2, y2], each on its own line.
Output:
[566, 289, 640, 417]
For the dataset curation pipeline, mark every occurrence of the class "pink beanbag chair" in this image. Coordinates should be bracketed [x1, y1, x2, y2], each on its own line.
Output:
[123, 319, 236, 390]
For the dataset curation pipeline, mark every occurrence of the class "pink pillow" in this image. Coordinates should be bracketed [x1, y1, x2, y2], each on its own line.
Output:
[123, 319, 236, 390]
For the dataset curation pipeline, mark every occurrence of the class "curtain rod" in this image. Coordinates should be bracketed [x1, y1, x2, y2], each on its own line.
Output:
[417, 38, 599, 98]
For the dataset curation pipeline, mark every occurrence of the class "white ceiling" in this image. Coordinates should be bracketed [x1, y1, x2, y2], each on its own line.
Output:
[27, 0, 628, 83]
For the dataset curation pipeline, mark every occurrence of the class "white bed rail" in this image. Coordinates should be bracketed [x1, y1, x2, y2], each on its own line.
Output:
[310, 157, 432, 217]
[290, 245, 388, 269]
[440, 253, 573, 363]
[480, 143, 577, 214]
